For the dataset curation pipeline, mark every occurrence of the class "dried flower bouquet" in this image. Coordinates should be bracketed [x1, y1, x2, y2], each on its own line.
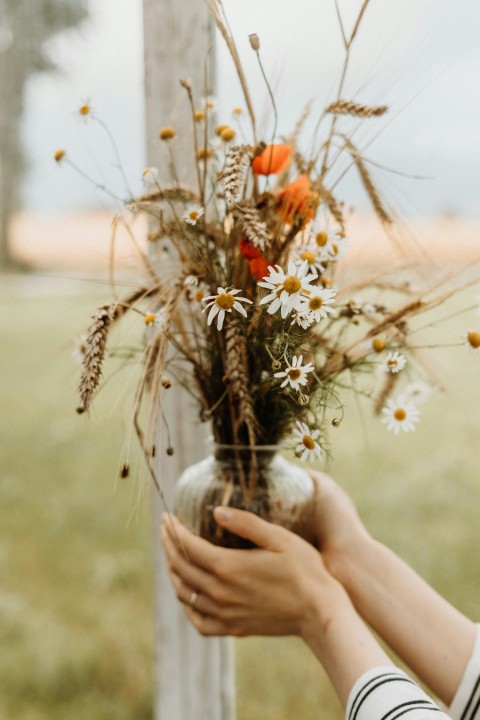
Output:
[63, 0, 479, 499]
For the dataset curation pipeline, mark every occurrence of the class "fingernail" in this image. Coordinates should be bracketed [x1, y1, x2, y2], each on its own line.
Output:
[214, 506, 233, 522]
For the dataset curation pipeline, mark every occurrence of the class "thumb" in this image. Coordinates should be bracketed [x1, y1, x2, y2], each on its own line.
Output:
[213, 507, 285, 550]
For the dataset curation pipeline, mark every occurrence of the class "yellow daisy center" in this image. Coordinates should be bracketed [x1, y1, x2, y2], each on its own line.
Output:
[316, 231, 328, 247]
[283, 276, 301, 294]
[467, 331, 480, 349]
[387, 358, 397, 367]
[302, 435, 315, 450]
[394, 408, 407, 422]
[331, 243, 339, 256]
[300, 250, 315, 264]
[189, 211, 200, 222]
[54, 149, 66, 162]
[194, 109, 205, 121]
[309, 296, 323, 310]
[79, 104, 91, 116]
[372, 338, 385, 353]
[320, 276, 332, 287]
[215, 293, 235, 310]
[144, 313, 157, 325]
[195, 290, 204, 302]
[288, 368, 301, 380]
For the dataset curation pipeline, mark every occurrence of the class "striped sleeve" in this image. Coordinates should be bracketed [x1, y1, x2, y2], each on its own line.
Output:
[346, 666, 449, 720]
[449, 624, 480, 720]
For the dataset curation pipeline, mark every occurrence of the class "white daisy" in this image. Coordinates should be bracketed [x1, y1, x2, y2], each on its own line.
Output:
[144, 310, 165, 333]
[381, 395, 420, 434]
[297, 287, 337, 323]
[183, 205, 205, 226]
[383, 351, 407, 374]
[258, 260, 317, 319]
[291, 421, 322, 462]
[465, 330, 480, 351]
[314, 230, 348, 262]
[141, 166, 159, 185]
[274, 354, 315, 392]
[404, 381, 432, 404]
[294, 243, 325, 275]
[203, 287, 252, 331]
[290, 310, 314, 330]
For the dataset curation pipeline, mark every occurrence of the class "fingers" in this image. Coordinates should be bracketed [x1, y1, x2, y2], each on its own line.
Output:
[162, 513, 225, 572]
[213, 506, 286, 550]
[185, 606, 237, 637]
[169, 569, 240, 621]
[161, 524, 221, 597]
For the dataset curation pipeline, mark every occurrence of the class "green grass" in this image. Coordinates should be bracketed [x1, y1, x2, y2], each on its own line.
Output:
[1, 276, 479, 719]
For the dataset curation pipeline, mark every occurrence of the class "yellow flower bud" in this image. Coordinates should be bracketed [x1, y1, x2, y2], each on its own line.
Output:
[159, 126, 176, 141]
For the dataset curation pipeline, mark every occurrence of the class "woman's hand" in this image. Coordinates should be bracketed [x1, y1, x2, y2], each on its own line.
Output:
[161, 506, 342, 640]
[308, 470, 372, 587]
[161, 506, 393, 706]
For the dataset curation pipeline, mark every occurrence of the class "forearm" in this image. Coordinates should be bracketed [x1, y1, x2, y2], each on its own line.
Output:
[333, 536, 476, 705]
[301, 582, 394, 706]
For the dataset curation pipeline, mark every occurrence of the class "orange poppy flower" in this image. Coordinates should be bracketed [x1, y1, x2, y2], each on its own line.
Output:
[240, 239, 262, 259]
[252, 144, 292, 175]
[249, 256, 271, 281]
[277, 174, 317, 226]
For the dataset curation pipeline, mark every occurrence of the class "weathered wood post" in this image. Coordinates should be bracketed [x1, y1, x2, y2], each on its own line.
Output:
[142, 2, 236, 718]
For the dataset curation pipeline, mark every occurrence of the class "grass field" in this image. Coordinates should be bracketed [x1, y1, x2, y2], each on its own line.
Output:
[1, 274, 479, 720]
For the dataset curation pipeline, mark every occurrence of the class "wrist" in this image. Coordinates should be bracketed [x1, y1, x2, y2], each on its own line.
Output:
[322, 529, 376, 596]
[299, 572, 350, 644]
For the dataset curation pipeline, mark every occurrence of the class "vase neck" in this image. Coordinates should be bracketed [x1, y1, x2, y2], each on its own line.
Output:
[213, 444, 278, 468]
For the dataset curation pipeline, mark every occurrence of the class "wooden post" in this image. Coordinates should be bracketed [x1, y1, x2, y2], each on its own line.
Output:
[142, 1, 236, 718]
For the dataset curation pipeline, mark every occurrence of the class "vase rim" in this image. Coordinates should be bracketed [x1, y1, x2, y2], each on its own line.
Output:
[213, 443, 281, 452]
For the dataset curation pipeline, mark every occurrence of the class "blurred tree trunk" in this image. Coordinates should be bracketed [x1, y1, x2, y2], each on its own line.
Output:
[0, 0, 88, 270]
[142, 1, 236, 718]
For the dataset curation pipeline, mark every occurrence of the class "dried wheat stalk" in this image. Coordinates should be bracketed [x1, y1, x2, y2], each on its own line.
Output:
[234, 202, 270, 250]
[222, 145, 253, 207]
[223, 322, 257, 445]
[344, 138, 392, 224]
[77, 304, 118, 414]
[327, 99, 388, 117]
[130, 186, 198, 206]
[313, 179, 345, 229]
[374, 371, 398, 415]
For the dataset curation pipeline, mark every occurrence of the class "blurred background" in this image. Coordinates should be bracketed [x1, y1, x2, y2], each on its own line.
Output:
[1, 1, 480, 718]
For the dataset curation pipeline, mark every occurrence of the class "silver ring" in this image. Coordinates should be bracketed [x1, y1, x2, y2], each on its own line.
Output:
[189, 591, 199, 608]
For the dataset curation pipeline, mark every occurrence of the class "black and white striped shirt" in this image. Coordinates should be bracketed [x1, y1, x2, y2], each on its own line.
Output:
[346, 625, 480, 720]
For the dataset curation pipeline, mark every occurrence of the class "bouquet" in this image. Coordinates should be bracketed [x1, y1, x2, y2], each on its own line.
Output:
[60, 0, 479, 509]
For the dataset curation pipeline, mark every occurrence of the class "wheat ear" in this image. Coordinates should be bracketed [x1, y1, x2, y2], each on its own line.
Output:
[77, 304, 117, 414]
[234, 202, 270, 250]
[222, 145, 253, 207]
[223, 322, 257, 446]
[327, 100, 388, 117]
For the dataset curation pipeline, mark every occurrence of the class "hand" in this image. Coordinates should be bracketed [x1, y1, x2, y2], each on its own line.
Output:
[308, 470, 372, 587]
[161, 506, 392, 707]
[161, 506, 344, 640]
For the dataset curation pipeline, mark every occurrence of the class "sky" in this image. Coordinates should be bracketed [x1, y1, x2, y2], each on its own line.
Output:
[21, 0, 480, 218]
